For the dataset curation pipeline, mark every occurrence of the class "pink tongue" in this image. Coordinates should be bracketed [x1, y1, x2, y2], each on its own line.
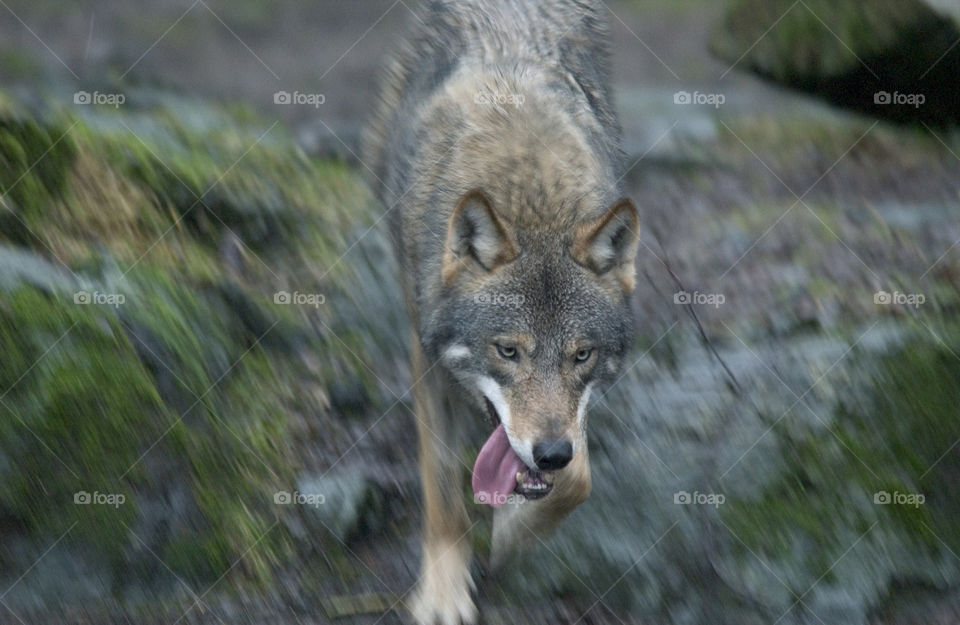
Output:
[472, 424, 526, 507]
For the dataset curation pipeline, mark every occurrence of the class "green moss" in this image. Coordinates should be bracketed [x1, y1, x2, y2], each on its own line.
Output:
[0, 117, 76, 240]
[0, 98, 378, 285]
[722, 320, 960, 580]
[0, 92, 395, 596]
[711, 0, 960, 124]
[0, 287, 163, 568]
[712, 0, 931, 80]
[116, 267, 300, 585]
[121, 267, 244, 394]
[172, 350, 295, 583]
[0, 275, 304, 587]
[73, 111, 335, 250]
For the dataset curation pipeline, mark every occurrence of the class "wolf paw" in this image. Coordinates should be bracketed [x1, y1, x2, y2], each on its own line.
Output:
[408, 545, 477, 625]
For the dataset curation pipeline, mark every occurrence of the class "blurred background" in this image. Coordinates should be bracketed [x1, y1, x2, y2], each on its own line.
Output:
[1, 0, 959, 623]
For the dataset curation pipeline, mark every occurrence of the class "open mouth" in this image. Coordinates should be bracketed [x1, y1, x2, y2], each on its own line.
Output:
[514, 467, 554, 500]
[474, 399, 555, 504]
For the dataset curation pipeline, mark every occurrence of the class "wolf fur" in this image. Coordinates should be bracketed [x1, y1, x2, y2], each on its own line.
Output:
[363, 1, 639, 623]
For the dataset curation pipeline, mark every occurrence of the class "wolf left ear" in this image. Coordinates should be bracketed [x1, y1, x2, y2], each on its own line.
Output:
[572, 198, 640, 292]
[442, 189, 518, 285]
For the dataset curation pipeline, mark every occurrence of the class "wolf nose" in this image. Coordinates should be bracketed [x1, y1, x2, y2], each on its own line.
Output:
[533, 439, 573, 471]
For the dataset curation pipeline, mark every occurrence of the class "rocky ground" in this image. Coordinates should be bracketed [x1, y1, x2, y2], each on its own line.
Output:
[0, 1, 959, 624]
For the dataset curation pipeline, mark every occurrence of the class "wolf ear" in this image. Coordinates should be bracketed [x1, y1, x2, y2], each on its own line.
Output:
[572, 198, 640, 292]
[442, 189, 518, 284]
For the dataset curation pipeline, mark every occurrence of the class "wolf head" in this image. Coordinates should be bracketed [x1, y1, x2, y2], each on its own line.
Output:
[423, 189, 638, 493]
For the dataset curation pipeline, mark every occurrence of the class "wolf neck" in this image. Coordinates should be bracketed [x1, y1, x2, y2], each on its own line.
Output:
[433, 64, 619, 230]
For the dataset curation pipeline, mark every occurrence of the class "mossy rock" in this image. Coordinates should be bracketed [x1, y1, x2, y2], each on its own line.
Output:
[0, 287, 160, 571]
[73, 109, 327, 249]
[0, 275, 299, 585]
[0, 117, 76, 245]
[0, 90, 398, 601]
[711, 0, 960, 124]
[720, 321, 960, 618]
[0, 93, 377, 275]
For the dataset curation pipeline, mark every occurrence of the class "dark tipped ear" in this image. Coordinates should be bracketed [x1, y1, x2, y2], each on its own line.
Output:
[442, 189, 518, 284]
[572, 198, 640, 292]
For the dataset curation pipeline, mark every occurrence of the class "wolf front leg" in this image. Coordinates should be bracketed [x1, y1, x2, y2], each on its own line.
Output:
[490, 446, 591, 570]
[408, 337, 477, 625]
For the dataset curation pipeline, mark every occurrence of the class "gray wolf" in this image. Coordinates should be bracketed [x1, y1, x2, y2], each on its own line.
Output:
[363, 1, 638, 622]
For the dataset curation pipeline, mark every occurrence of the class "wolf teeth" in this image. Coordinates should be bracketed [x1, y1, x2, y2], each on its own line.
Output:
[517, 471, 526, 486]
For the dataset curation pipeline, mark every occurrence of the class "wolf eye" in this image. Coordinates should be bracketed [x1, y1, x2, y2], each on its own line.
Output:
[496, 344, 517, 360]
[574, 348, 593, 363]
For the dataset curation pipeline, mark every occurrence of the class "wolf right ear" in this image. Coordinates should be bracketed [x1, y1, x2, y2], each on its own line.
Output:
[442, 189, 518, 285]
